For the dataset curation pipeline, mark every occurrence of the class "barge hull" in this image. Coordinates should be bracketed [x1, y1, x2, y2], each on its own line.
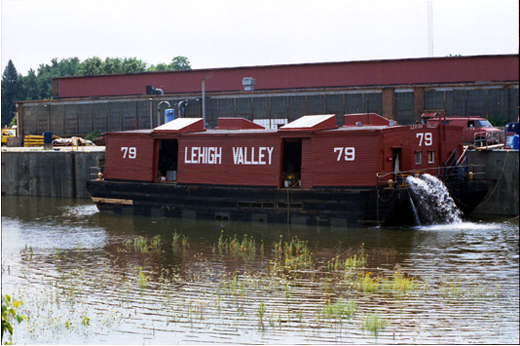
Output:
[86, 180, 399, 227]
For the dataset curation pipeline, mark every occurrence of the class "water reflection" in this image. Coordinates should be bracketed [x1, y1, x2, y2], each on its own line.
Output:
[1, 196, 518, 344]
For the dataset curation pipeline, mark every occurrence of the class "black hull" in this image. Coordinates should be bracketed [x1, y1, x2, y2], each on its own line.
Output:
[86, 179, 488, 227]
[86, 180, 402, 227]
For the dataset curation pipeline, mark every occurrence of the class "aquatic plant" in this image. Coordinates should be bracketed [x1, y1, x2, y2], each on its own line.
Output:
[328, 253, 367, 271]
[124, 235, 162, 254]
[217, 232, 256, 259]
[392, 272, 415, 293]
[172, 232, 189, 254]
[137, 267, 148, 289]
[322, 298, 357, 321]
[257, 301, 267, 324]
[381, 272, 417, 296]
[271, 235, 313, 270]
[361, 312, 387, 337]
[1, 294, 27, 343]
[356, 273, 379, 293]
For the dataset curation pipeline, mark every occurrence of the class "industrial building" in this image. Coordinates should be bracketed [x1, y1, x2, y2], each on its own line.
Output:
[15, 54, 519, 137]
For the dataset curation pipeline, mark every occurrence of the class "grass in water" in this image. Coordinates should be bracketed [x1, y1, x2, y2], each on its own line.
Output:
[272, 235, 313, 270]
[356, 273, 379, 293]
[217, 232, 256, 259]
[322, 298, 357, 321]
[361, 312, 387, 337]
[172, 232, 189, 254]
[123, 235, 162, 253]
[137, 267, 148, 289]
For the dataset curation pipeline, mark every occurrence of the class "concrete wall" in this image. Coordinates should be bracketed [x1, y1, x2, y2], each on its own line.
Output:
[467, 150, 519, 217]
[1, 150, 104, 198]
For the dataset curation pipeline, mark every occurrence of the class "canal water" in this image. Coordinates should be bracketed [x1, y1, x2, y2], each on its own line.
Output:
[1, 196, 518, 344]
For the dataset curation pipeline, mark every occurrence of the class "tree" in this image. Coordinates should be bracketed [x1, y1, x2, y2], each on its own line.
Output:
[149, 56, 192, 71]
[1, 60, 20, 127]
[168, 56, 191, 70]
[12, 55, 192, 105]
[78, 56, 104, 76]
[18, 69, 40, 101]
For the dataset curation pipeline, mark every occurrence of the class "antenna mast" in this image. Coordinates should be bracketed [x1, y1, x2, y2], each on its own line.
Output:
[427, 0, 434, 57]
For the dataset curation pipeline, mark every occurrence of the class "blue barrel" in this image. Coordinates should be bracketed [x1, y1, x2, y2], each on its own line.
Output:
[43, 131, 52, 144]
[164, 109, 175, 123]
[513, 134, 519, 150]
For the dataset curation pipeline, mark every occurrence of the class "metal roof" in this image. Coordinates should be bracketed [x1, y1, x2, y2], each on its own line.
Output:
[54, 55, 519, 99]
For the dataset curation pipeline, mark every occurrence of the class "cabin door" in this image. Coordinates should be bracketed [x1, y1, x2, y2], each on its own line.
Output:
[281, 138, 302, 188]
[157, 139, 178, 182]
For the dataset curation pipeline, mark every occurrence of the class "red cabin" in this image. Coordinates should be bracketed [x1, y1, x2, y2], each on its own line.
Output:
[103, 114, 463, 190]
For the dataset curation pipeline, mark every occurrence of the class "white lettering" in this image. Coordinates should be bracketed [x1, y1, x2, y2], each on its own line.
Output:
[184, 146, 222, 164]
[232, 146, 274, 165]
[416, 133, 433, 146]
[258, 147, 266, 165]
[266, 147, 273, 165]
[121, 147, 137, 159]
[334, 147, 356, 161]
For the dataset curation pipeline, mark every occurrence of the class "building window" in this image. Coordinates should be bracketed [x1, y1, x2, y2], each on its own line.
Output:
[415, 151, 422, 165]
[428, 150, 435, 164]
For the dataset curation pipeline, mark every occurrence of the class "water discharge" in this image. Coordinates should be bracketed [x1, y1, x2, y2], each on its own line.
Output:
[406, 173, 463, 225]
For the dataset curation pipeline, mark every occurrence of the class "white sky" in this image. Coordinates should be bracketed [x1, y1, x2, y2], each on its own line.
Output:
[1, 0, 519, 75]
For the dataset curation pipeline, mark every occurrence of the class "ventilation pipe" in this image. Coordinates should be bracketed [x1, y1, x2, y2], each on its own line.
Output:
[178, 100, 188, 118]
[157, 101, 171, 126]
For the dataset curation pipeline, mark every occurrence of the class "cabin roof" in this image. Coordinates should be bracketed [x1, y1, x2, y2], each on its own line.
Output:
[279, 114, 337, 132]
[153, 118, 205, 134]
[215, 117, 265, 130]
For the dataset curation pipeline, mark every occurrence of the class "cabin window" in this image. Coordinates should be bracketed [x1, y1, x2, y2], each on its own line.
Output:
[415, 151, 422, 165]
[428, 150, 435, 164]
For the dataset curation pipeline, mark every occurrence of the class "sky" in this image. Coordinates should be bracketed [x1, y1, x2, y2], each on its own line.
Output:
[1, 0, 519, 75]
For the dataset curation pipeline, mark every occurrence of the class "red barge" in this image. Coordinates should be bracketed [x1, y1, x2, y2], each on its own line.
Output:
[86, 114, 487, 226]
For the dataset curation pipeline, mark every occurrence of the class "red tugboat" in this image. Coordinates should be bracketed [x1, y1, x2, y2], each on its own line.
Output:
[86, 114, 487, 226]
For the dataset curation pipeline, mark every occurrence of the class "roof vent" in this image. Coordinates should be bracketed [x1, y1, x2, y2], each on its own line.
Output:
[242, 77, 256, 91]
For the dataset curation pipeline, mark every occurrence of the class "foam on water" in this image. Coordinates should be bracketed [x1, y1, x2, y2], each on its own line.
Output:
[406, 173, 463, 225]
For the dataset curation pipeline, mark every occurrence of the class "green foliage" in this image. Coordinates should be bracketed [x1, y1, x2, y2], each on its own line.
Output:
[272, 235, 313, 270]
[1, 60, 20, 127]
[123, 235, 162, 253]
[488, 115, 508, 127]
[85, 130, 101, 142]
[361, 312, 387, 337]
[217, 232, 256, 259]
[172, 231, 190, 254]
[2, 294, 27, 343]
[356, 273, 379, 293]
[2, 56, 192, 125]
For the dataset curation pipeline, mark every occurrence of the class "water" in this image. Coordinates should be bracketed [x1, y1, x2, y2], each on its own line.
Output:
[406, 173, 463, 225]
[1, 196, 518, 344]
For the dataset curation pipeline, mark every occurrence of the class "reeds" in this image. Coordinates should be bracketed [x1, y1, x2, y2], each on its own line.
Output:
[172, 232, 189, 254]
[271, 235, 313, 270]
[216, 232, 257, 259]
[123, 235, 162, 254]
[356, 273, 379, 293]
[361, 312, 387, 337]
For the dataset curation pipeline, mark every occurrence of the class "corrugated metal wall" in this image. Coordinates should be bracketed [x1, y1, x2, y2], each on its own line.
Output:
[19, 86, 517, 137]
[424, 86, 519, 122]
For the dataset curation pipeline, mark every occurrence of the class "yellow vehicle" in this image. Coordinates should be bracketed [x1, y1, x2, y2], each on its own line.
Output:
[1, 128, 16, 145]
